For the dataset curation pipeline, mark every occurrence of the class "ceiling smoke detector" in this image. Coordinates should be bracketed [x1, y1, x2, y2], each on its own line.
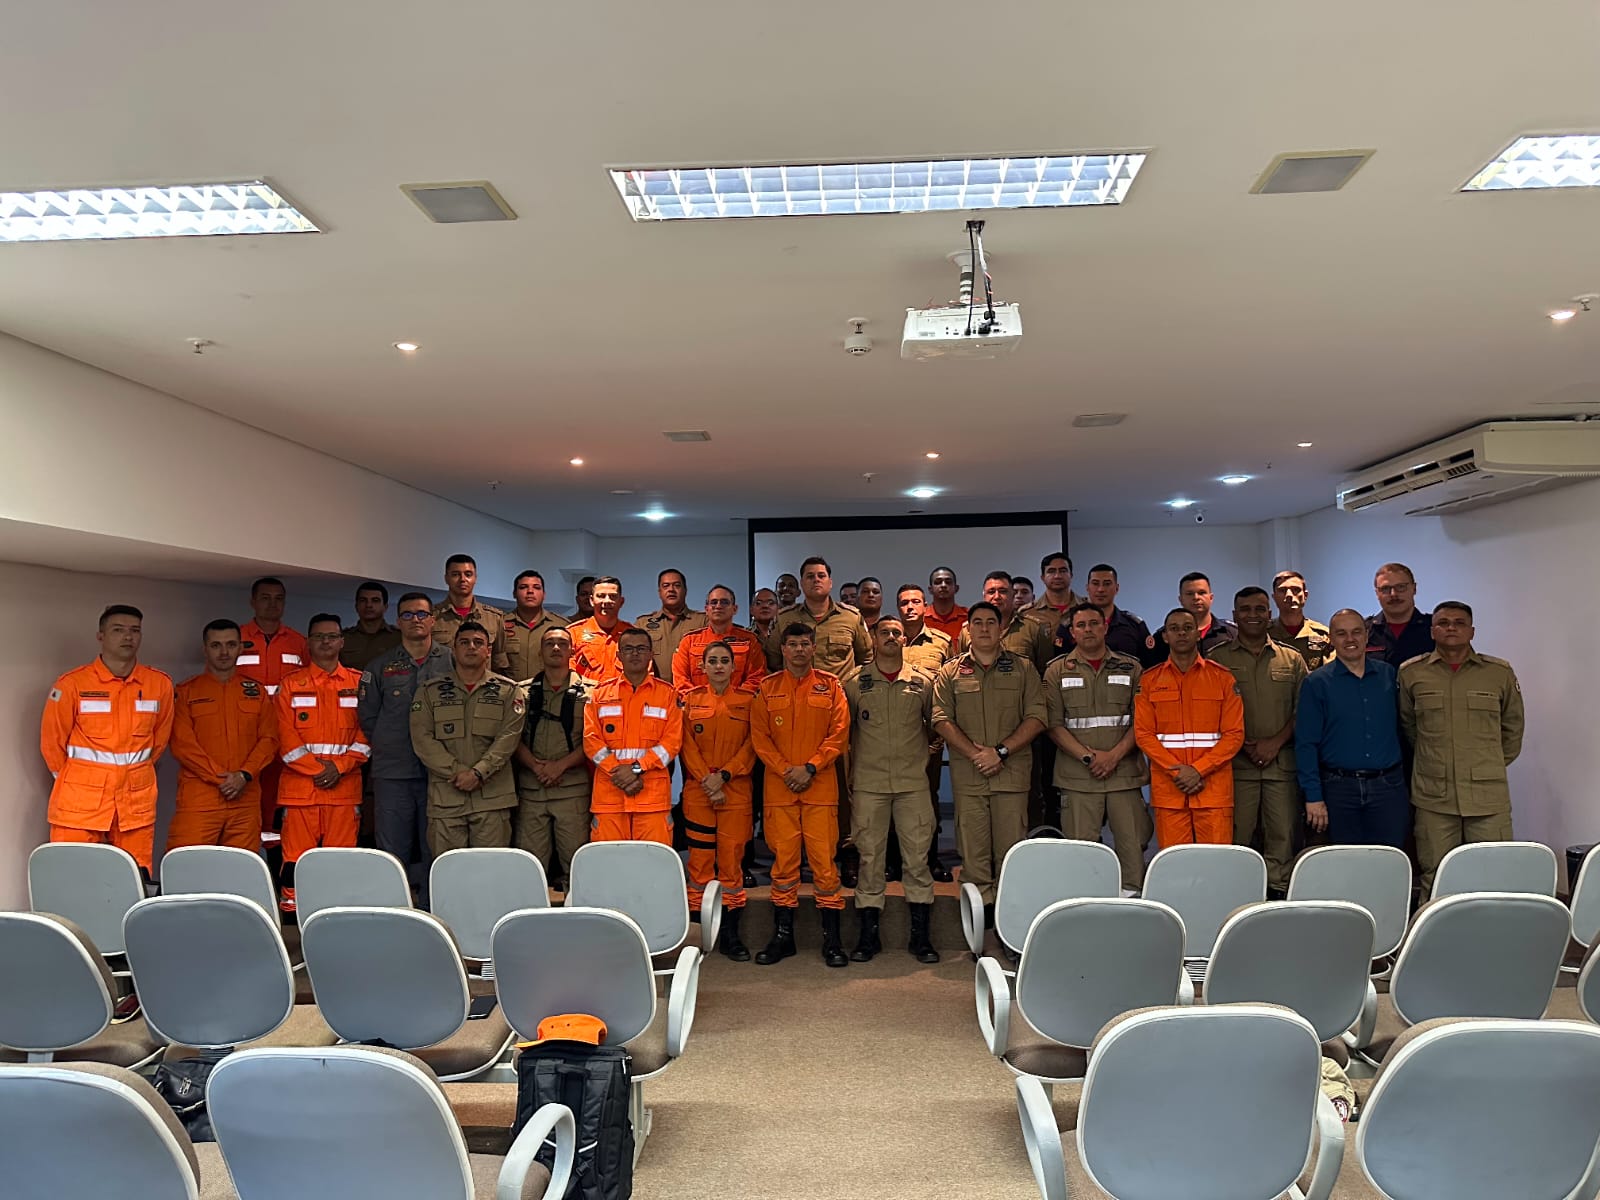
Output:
[844, 318, 873, 356]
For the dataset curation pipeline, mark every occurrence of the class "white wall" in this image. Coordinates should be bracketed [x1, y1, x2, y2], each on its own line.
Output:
[1069, 524, 1271, 628]
[597, 535, 747, 619]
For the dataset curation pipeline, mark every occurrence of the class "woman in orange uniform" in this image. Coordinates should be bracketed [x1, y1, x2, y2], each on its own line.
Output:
[679, 641, 758, 961]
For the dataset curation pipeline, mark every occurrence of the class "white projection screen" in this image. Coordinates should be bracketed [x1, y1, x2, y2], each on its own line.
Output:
[749, 513, 1070, 606]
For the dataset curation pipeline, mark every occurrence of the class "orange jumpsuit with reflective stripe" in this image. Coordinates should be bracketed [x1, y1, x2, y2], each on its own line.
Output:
[1133, 657, 1245, 846]
[40, 659, 175, 870]
[168, 671, 279, 850]
[749, 668, 851, 910]
[274, 663, 369, 861]
[671, 626, 768, 694]
[237, 620, 308, 827]
[582, 674, 683, 844]
[679, 684, 758, 910]
[569, 617, 639, 683]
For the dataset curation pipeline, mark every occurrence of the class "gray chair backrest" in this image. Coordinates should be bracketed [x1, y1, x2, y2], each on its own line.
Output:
[1432, 840, 1558, 900]
[1015, 899, 1185, 1049]
[1579, 948, 1600, 1024]
[123, 894, 293, 1049]
[491, 907, 655, 1045]
[1391, 892, 1569, 1026]
[158, 845, 278, 919]
[1287, 844, 1412, 959]
[429, 847, 550, 960]
[566, 841, 689, 956]
[301, 908, 468, 1049]
[28, 842, 144, 956]
[1079, 1005, 1321, 1200]
[0, 913, 114, 1053]
[1143, 845, 1267, 960]
[1205, 901, 1376, 1042]
[0, 1063, 200, 1200]
[1360, 1021, 1600, 1200]
[209, 1048, 473, 1200]
[1573, 848, 1600, 949]
[995, 839, 1122, 953]
[294, 848, 412, 924]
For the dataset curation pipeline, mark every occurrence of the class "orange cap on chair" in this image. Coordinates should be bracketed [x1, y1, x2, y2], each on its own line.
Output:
[530, 1013, 607, 1046]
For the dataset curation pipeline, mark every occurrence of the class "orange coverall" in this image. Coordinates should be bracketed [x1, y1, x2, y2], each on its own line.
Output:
[274, 663, 369, 862]
[583, 674, 683, 843]
[237, 620, 309, 827]
[1133, 657, 1245, 846]
[749, 668, 851, 910]
[679, 684, 758, 911]
[569, 618, 639, 683]
[168, 671, 279, 850]
[40, 659, 175, 871]
[671, 626, 769, 694]
[923, 605, 969, 643]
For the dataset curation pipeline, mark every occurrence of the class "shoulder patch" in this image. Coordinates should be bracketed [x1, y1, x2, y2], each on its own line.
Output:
[411, 700, 423, 712]
[48, 687, 62, 702]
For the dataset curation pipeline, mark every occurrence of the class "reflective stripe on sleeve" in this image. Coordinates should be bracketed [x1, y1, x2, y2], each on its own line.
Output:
[653, 746, 672, 766]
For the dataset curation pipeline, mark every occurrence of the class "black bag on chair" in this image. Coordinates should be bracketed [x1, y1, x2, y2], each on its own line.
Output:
[152, 1048, 229, 1142]
[513, 1042, 634, 1200]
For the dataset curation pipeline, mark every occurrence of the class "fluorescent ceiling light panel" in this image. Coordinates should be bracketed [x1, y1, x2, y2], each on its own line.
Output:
[0, 180, 318, 242]
[1462, 136, 1600, 191]
[609, 153, 1147, 221]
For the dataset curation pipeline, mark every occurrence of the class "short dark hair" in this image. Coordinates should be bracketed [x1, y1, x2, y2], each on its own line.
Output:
[592, 576, 622, 590]
[541, 626, 573, 646]
[1087, 563, 1118, 581]
[1040, 552, 1073, 573]
[202, 618, 240, 638]
[1179, 572, 1211, 589]
[929, 566, 957, 584]
[98, 604, 143, 628]
[396, 591, 432, 611]
[1012, 575, 1034, 590]
[577, 575, 597, 588]
[1434, 600, 1474, 621]
[453, 620, 490, 641]
[617, 627, 653, 649]
[355, 580, 388, 603]
[896, 583, 926, 600]
[249, 576, 285, 596]
[1164, 607, 1194, 626]
[1234, 586, 1270, 604]
[307, 612, 343, 634]
[445, 554, 476, 570]
[966, 601, 1002, 624]
[1272, 570, 1306, 590]
[658, 567, 686, 585]
[514, 570, 545, 588]
[983, 571, 1013, 588]
[799, 556, 831, 575]
[872, 614, 904, 630]
[856, 576, 880, 590]
[780, 621, 816, 643]
[1067, 603, 1103, 624]
[706, 584, 738, 602]
[776, 573, 799, 585]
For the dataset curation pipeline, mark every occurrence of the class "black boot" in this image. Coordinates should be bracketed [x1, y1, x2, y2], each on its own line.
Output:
[838, 845, 859, 889]
[983, 902, 996, 930]
[820, 909, 849, 968]
[755, 907, 796, 965]
[909, 903, 940, 963]
[850, 907, 881, 962]
[720, 907, 751, 962]
[928, 851, 954, 884]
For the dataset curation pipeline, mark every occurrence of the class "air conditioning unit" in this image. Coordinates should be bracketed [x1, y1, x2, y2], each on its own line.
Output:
[1336, 419, 1600, 516]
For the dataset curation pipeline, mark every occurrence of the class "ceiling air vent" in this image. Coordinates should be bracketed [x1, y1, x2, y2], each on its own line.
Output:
[1072, 413, 1127, 428]
[663, 431, 712, 443]
[1251, 150, 1374, 194]
[400, 181, 517, 223]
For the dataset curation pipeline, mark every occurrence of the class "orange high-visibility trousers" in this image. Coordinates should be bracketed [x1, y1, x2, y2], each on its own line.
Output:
[591, 811, 672, 845]
[767, 803, 844, 910]
[280, 804, 359, 861]
[1154, 805, 1234, 847]
[683, 794, 752, 911]
[165, 804, 261, 851]
[50, 818, 155, 873]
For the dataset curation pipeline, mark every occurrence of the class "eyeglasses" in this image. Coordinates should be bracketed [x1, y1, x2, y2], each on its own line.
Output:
[308, 633, 344, 642]
[397, 611, 433, 622]
[1376, 584, 1414, 595]
[619, 644, 652, 654]
[705, 598, 734, 607]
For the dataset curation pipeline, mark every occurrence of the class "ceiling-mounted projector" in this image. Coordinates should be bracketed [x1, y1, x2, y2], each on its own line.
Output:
[901, 219, 1023, 361]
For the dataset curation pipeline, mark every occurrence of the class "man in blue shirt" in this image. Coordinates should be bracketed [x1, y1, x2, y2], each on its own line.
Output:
[1294, 608, 1408, 848]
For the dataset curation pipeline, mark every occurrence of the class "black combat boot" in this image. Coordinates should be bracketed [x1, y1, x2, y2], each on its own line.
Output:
[754, 907, 796, 965]
[820, 909, 849, 968]
[983, 902, 996, 930]
[908, 903, 940, 963]
[720, 906, 751, 962]
[850, 907, 881, 962]
[928, 850, 954, 883]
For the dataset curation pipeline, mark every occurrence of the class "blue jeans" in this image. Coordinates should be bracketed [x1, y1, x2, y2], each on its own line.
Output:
[1319, 767, 1409, 849]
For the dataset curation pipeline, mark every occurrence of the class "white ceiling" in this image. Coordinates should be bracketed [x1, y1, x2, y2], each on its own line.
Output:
[4, 1, 1600, 536]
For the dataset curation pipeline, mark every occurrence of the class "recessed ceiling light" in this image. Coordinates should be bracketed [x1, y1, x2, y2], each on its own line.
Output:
[610, 489, 635, 496]
[924, 451, 941, 460]
[569, 457, 584, 466]
[907, 487, 941, 500]
[1219, 474, 1253, 486]
[1551, 309, 1578, 322]
[393, 341, 419, 353]
[609, 153, 1148, 221]
[1297, 441, 1315, 448]
[641, 509, 670, 522]
[1463, 135, 1600, 192]
[1166, 498, 1196, 509]
[0, 180, 318, 242]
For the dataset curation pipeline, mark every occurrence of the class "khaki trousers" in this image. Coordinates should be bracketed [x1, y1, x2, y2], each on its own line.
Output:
[1232, 775, 1299, 891]
[1415, 808, 1514, 897]
[515, 795, 589, 879]
[429, 808, 513, 855]
[954, 787, 1028, 904]
[1063, 787, 1153, 892]
[853, 788, 935, 906]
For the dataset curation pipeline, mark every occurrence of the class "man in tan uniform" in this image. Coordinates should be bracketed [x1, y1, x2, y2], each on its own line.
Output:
[1208, 587, 1309, 897]
[957, 572, 1056, 673]
[512, 626, 591, 886]
[503, 570, 569, 682]
[634, 567, 707, 684]
[410, 621, 526, 852]
[1269, 570, 1333, 671]
[845, 616, 940, 964]
[1044, 603, 1151, 895]
[1399, 600, 1525, 895]
[896, 583, 955, 883]
[432, 554, 510, 672]
[341, 581, 401, 670]
[932, 601, 1048, 928]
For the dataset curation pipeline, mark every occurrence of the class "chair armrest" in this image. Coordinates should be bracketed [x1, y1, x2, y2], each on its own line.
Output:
[960, 882, 985, 957]
[1177, 968, 1195, 1006]
[1302, 1091, 1346, 1200]
[1348, 980, 1377, 1050]
[699, 882, 722, 954]
[499, 1101, 575, 1200]
[1016, 1076, 1068, 1200]
[976, 955, 1012, 1058]
[666, 945, 702, 1059]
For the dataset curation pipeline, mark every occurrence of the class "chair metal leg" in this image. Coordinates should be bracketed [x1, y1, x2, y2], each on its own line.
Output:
[630, 1080, 651, 1168]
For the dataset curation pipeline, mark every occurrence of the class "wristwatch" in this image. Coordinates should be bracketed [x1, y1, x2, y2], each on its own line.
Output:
[804, 762, 817, 776]
[630, 762, 644, 777]
[719, 769, 732, 784]
[239, 770, 253, 783]
[1080, 754, 1094, 765]
[994, 744, 1010, 761]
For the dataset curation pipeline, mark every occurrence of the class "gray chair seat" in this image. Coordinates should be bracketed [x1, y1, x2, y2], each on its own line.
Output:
[192, 1141, 239, 1200]
[469, 1152, 552, 1200]
[1002, 1010, 1091, 1081]
[0, 1017, 162, 1067]
[164, 1004, 337, 1059]
[1057, 1134, 1378, 1200]
[623, 1008, 672, 1077]
[413, 1010, 515, 1079]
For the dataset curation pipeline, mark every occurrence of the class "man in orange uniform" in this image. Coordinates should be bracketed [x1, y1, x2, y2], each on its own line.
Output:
[40, 605, 174, 881]
[924, 566, 969, 642]
[680, 640, 759, 960]
[582, 627, 682, 843]
[750, 623, 852, 968]
[570, 577, 637, 683]
[1134, 608, 1246, 846]
[168, 619, 279, 851]
[672, 585, 767, 692]
[274, 613, 370, 913]
[238, 576, 309, 831]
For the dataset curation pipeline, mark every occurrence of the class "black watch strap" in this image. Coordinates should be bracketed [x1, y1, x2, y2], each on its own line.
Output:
[240, 770, 253, 783]
[719, 769, 732, 783]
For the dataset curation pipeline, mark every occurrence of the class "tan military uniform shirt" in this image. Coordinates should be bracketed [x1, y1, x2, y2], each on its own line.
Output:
[1042, 648, 1149, 793]
[633, 607, 707, 684]
[901, 624, 953, 675]
[503, 610, 570, 683]
[957, 611, 1056, 673]
[431, 600, 510, 673]
[341, 623, 401, 671]
[1023, 591, 1085, 644]
[1269, 617, 1334, 672]
[766, 600, 871, 684]
[1399, 650, 1525, 817]
[513, 671, 592, 803]
[845, 662, 936, 793]
[409, 670, 526, 815]
[930, 650, 1049, 795]
[1206, 639, 1308, 780]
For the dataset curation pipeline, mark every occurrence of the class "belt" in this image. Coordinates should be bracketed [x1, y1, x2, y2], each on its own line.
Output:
[1322, 764, 1401, 779]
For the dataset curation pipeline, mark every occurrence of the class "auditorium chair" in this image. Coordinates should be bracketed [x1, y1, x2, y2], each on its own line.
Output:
[1286, 845, 1411, 980]
[1579, 946, 1600, 1023]
[960, 838, 1121, 963]
[565, 839, 719, 974]
[0, 912, 164, 1068]
[1430, 840, 1558, 900]
[1016, 1004, 1345, 1200]
[429, 847, 551, 974]
[978, 898, 1186, 1095]
[300, 906, 514, 1081]
[292, 846, 412, 924]
[492, 906, 700, 1164]
[1570, 847, 1600, 953]
[208, 1046, 575, 1200]
[1142, 844, 1267, 996]
[28, 841, 143, 981]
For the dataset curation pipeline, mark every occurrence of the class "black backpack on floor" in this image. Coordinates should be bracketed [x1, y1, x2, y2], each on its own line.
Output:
[513, 1042, 634, 1200]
